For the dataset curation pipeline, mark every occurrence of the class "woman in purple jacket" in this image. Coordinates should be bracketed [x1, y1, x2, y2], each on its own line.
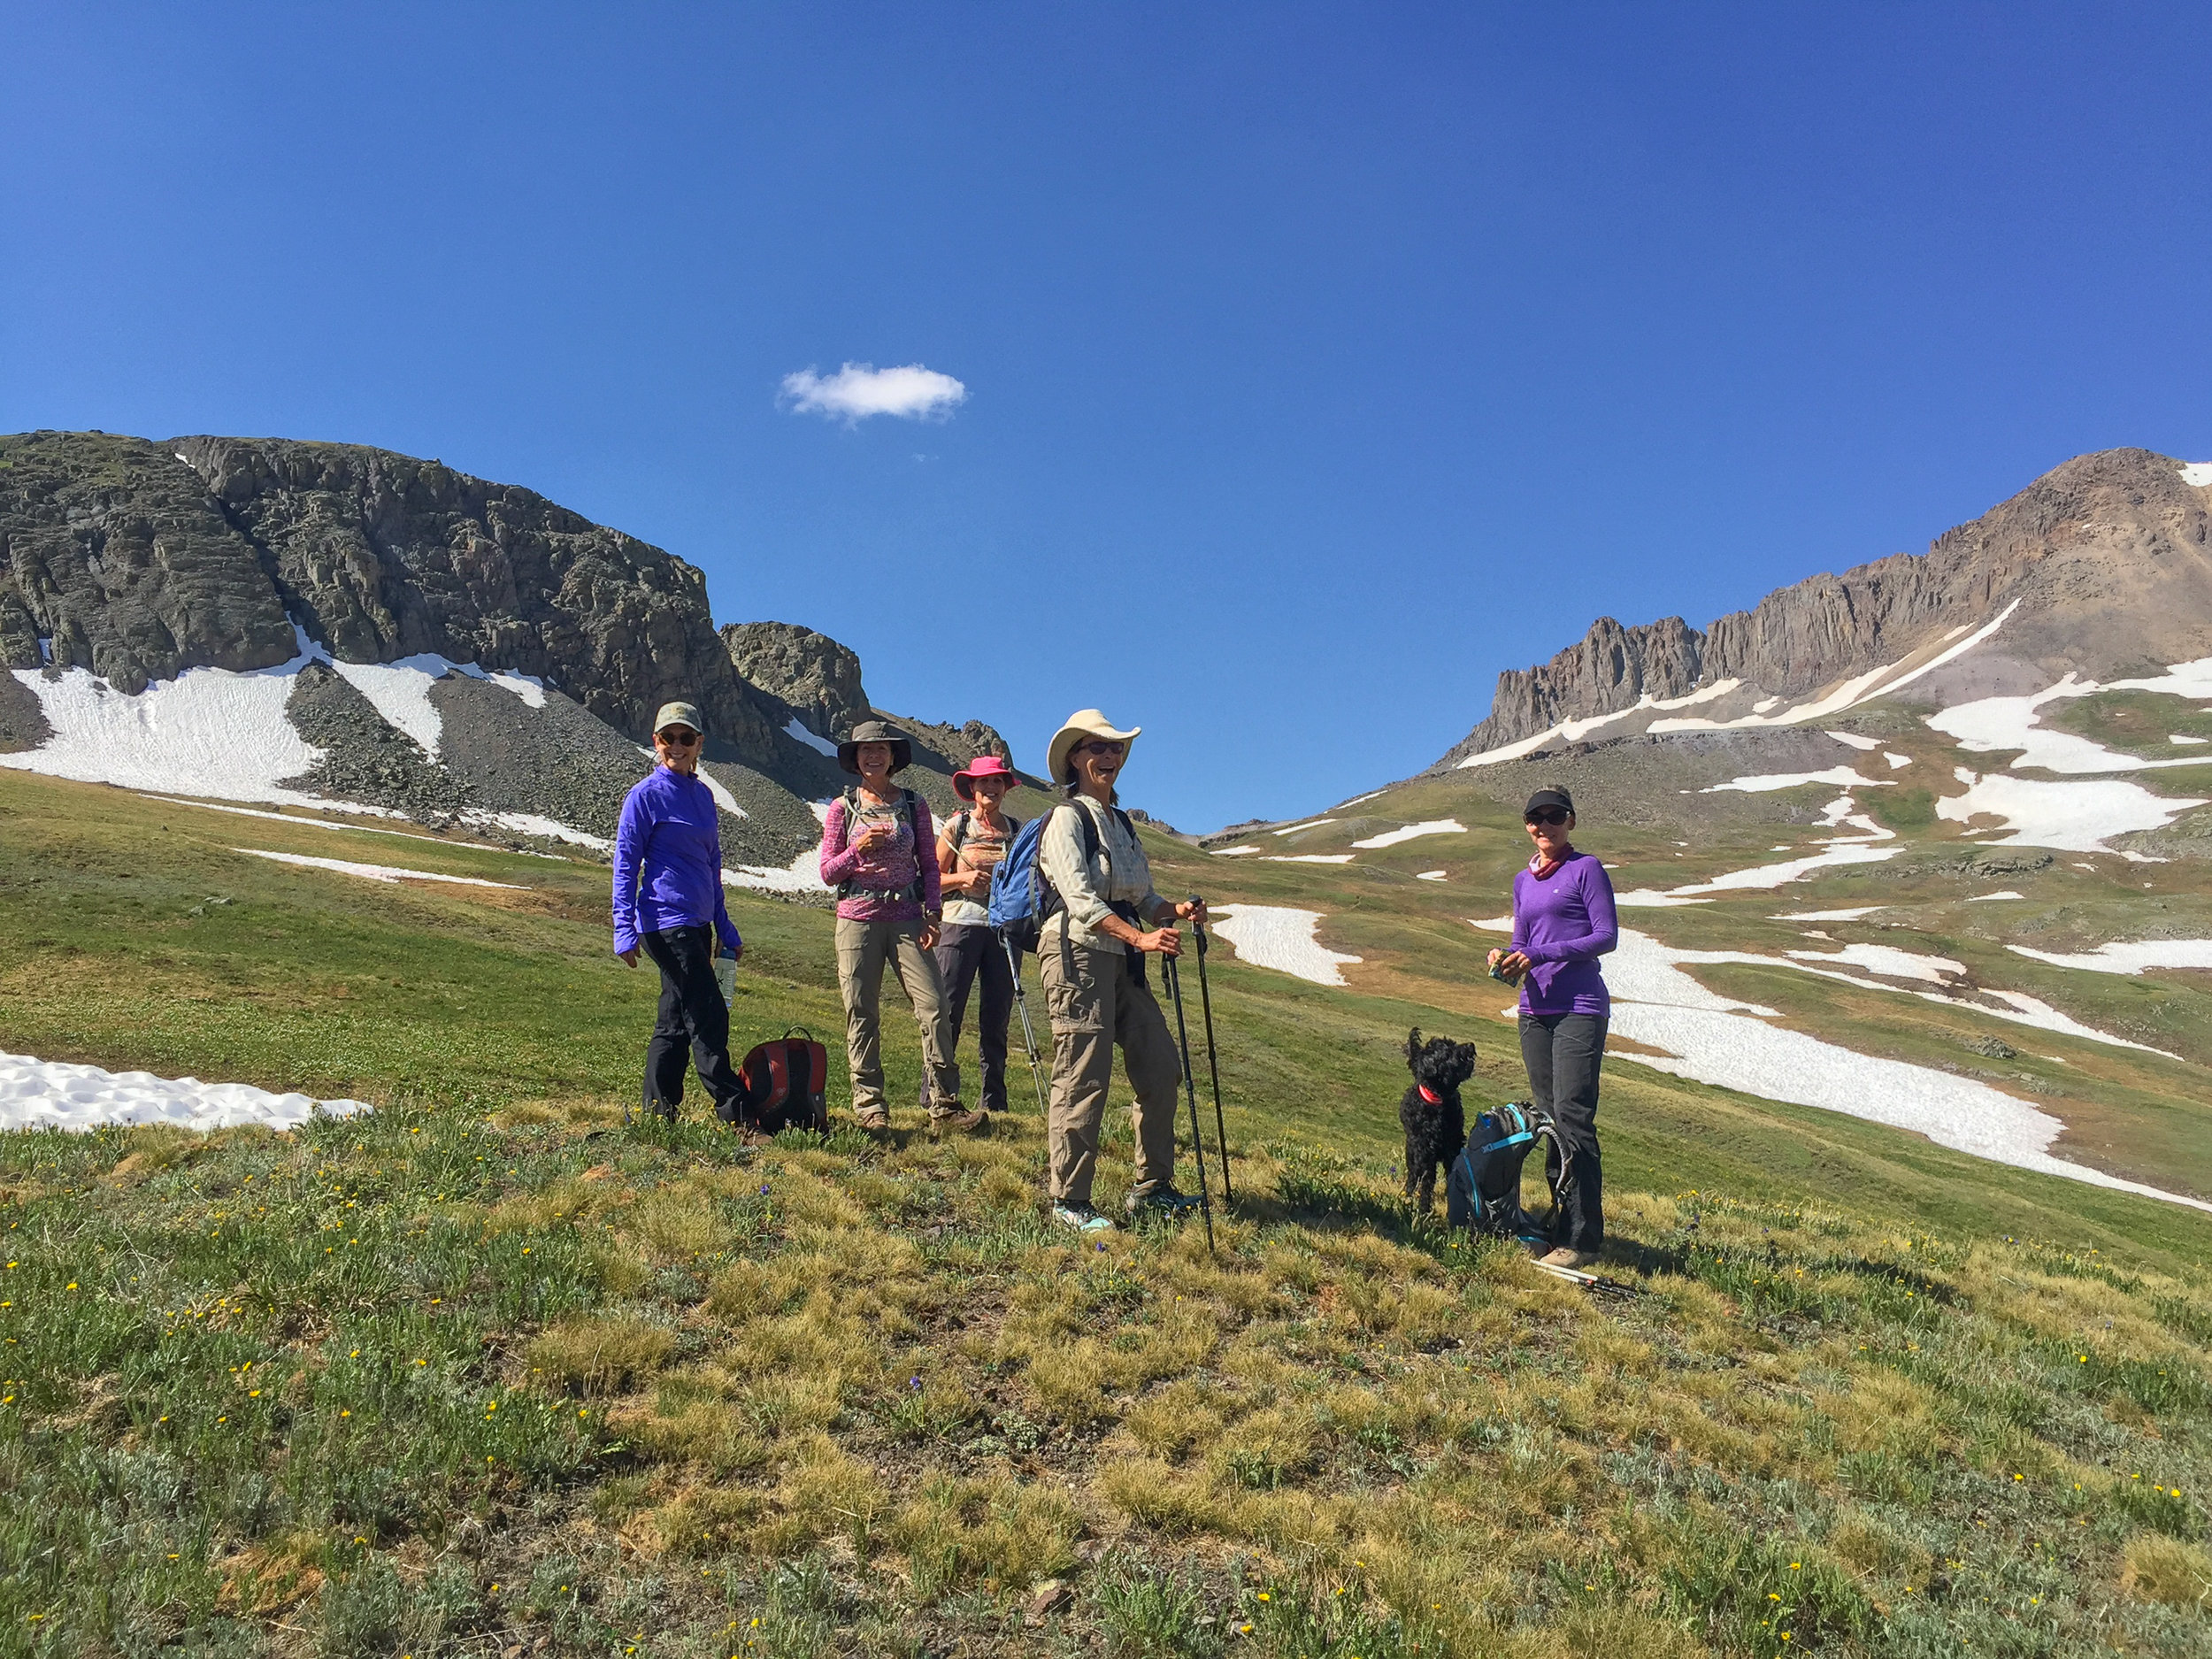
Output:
[613, 701, 745, 1124]
[1486, 786, 1617, 1267]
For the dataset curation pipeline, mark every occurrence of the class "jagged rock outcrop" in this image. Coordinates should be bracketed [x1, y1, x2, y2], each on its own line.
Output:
[0, 431, 298, 689]
[168, 434, 781, 754]
[0, 431, 789, 753]
[719, 620, 872, 740]
[887, 713, 1015, 771]
[1442, 448, 2212, 761]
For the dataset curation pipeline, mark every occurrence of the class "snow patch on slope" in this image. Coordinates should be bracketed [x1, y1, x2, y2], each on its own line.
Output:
[1210, 905, 1363, 986]
[1350, 818, 1466, 849]
[0, 1050, 371, 1133]
[237, 849, 525, 888]
[2008, 939, 2212, 975]
[1601, 931, 2209, 1213]
[785, 718, 839, 757]
[1937, 772, 2207, 854]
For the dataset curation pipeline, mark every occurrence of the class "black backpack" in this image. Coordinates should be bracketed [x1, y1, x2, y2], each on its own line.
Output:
[1447, 1102, 1568, 1241]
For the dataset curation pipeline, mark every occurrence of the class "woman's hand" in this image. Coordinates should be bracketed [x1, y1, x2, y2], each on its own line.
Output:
[1494, 949, 1532, 978]
[920, 919, 941, 951]
[1136, 926, 1182, 956]
[618, 947, 639, 967]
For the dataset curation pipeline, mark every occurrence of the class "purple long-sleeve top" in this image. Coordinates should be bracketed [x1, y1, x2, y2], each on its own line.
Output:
[611, 765, 741, 957]
[818, 791, 943, 923]
[1509, 851, 1618, 1017]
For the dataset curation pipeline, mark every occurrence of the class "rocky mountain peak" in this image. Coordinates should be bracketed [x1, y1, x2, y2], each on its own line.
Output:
[719, 620, 872, 741]
[1439, 447, 2212, 764]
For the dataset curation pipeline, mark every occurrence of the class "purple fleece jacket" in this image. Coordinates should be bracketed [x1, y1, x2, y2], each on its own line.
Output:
[611, 765, 741, 957]
[1509, 851, 1618, 1017]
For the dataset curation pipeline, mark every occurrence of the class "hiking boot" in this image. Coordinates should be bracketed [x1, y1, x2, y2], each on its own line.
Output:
[1051, 1201, 1115, 1235]
[1537, 1247, 1598, 1270]
[855, 1108, 892, 1135]
[928, 1107, 989, 1137]
[1125, 1185, 1202, 1220]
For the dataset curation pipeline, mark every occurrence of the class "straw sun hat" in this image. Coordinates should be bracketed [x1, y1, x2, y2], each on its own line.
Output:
[1046, 709, 1141, 787]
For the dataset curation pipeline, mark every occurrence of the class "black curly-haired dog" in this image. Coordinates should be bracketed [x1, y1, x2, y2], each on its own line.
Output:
[1400, 1025, 1477, 1213]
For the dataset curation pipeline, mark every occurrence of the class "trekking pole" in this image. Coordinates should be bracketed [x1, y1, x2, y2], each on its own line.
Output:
[1187, 893, 1232, 1206]
[1160, 949, 1215, 1254]
[999, 933, 1050, 1117]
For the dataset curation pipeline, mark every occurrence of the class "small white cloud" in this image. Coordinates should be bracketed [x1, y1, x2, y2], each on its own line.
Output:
[780, 362, 967, 424]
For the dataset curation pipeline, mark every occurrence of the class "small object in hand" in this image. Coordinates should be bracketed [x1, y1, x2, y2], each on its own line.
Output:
[1487, 952, 1525, 987]
[714, 947, 738, 1003]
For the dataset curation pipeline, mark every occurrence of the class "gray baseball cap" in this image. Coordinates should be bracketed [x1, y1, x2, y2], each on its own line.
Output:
[653, 701, 705, 735]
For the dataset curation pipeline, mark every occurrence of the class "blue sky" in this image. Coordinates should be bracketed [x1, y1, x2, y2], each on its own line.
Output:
[5, 4, 2209, 832]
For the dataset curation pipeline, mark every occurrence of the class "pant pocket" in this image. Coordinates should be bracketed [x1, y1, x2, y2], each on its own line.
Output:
[1044, 956, 1104, 1033]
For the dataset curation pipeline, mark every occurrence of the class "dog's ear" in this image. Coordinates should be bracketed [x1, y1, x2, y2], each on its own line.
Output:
[1454, 1042, 1479, 1084]
[1404, 1026, 1423, 1066]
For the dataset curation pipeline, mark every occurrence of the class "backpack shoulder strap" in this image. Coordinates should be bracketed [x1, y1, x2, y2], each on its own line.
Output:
[947, 808, 972, 854]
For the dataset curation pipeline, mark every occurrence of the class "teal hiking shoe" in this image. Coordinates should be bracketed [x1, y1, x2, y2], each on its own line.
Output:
[1051, 1201, 1115, 1235]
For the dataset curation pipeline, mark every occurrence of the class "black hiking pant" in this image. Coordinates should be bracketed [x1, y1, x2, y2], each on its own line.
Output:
[641, 924, 742, 1120]
[1520, 1012, 1608, 1251]
[920, 923, 1018, 1114]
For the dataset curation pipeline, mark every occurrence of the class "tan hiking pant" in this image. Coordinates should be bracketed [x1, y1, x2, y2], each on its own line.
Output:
[1040, 932, 1181, 1206]
[834, 916, 961, 1119]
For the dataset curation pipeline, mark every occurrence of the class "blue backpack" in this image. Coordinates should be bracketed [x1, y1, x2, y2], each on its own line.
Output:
[987, 800, 1129, 951]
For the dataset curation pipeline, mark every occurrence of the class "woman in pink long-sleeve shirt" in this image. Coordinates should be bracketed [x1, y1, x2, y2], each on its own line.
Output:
[818, 720, 976, 1135]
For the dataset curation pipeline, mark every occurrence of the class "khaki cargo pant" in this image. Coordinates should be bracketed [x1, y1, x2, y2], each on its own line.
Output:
[1040, 931, 1181, 1207]
[834, 916, 962, 1122]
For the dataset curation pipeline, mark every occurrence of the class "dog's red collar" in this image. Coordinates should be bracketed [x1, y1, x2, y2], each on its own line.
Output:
[1417, 1084, 1443, 1105]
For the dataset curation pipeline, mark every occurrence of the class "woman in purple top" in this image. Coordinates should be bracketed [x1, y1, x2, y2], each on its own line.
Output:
[1487, 786, 1617, 1265]
[613, 701, 745, 1124]
[818, 720, 973, 1136]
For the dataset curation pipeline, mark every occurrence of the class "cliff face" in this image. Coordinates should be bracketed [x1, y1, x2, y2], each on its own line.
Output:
[0, 431, 782, 754]
[719, 620, 872, 741]
[1445, 448, 2212, 760]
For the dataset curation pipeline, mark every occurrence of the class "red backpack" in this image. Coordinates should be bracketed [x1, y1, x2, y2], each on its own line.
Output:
[727, 1026, 831, 1134]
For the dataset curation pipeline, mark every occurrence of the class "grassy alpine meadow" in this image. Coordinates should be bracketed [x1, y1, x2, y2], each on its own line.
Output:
[3, 770, 2211, 1656]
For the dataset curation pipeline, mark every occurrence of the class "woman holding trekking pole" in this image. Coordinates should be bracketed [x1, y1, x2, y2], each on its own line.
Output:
[925, 755, 1023, 1119]
[1487, 786, 1617, 1269]
[613, 701, 746, 1124]
[818, 720, 979, 1138]
[1036, 710, 1206, 1235]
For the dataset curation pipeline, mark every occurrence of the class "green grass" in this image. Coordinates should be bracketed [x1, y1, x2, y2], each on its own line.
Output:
[4, 770, 2211, 1655]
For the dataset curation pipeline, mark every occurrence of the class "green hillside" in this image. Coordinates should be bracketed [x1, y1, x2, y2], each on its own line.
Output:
[2, 769, 2208, 1656]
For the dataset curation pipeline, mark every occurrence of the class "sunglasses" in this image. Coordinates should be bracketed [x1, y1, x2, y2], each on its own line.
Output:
[1077, 740, 1126, 757]
[657, 729, 702, 747]
[1525, 808, 1570, 826]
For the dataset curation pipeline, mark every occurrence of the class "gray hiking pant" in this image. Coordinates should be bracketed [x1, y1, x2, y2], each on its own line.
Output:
[834, 916, 961, 1122]
[1520, 1012, 1608, 1251]
[1040, 932, 1181, 1206]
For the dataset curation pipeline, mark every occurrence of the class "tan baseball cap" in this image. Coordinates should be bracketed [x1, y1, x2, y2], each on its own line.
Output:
[653, 701, 705, 735]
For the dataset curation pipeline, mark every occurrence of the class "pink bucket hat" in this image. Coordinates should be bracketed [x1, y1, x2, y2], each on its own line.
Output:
[952, 754, 1017, 800]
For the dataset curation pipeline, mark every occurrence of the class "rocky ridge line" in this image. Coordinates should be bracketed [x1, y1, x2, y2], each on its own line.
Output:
[1440, 448, 2212, 764]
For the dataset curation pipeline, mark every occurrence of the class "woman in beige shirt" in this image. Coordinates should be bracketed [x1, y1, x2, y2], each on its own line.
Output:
[1034, 709, 1206, 1233]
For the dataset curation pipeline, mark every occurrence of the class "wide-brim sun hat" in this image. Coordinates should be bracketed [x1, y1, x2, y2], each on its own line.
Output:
[837, 718, 913, 775]
[1047, 709, 1141, 787]
[953, 754, 1018, 801]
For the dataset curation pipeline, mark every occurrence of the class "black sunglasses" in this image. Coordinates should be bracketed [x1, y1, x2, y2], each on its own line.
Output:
[657, 729, 702, 747]
[1525, 808, 1570, 826]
